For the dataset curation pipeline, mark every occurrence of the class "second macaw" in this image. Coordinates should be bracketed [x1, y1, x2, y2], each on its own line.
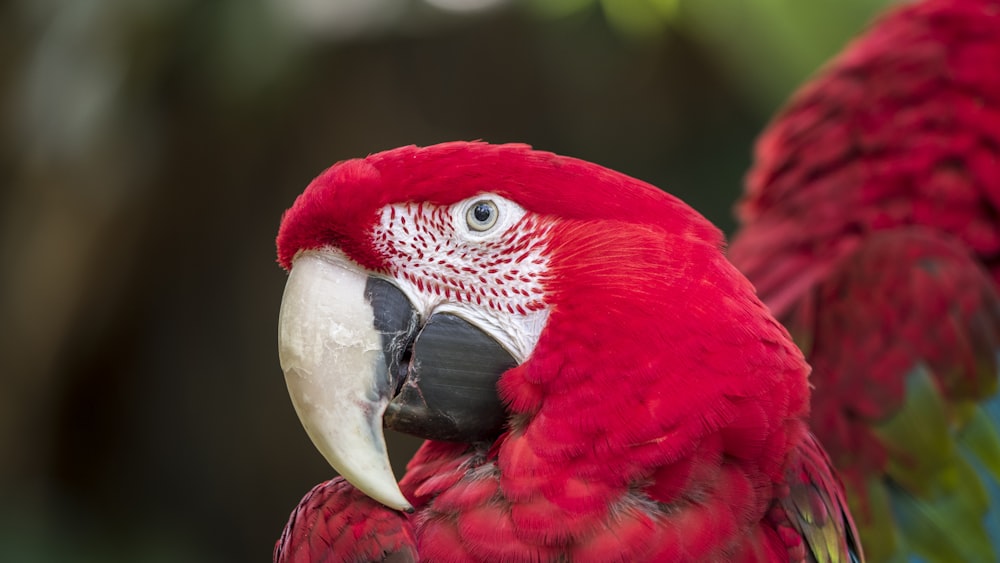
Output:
[272, 141, 861, 562]
[729, 0, 1000, 561]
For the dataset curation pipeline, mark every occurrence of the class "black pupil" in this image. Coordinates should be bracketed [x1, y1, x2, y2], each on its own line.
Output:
[473, 203, 492, 223]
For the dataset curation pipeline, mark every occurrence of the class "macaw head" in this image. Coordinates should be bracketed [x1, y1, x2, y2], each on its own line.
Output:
[276, 141, 806, 512]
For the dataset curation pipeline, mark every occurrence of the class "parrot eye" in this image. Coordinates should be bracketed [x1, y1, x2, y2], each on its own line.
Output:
[451, 194, 524, 239]
[466, 200, 499, 232]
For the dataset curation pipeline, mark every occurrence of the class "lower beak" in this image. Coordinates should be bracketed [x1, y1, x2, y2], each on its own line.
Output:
[278, 251, 515, 510]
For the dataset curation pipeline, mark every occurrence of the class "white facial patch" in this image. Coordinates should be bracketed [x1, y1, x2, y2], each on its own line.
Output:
[370, 194, 551, 362]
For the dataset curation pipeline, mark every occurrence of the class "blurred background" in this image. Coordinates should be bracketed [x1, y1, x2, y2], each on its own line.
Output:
[0, 0, 893, 560]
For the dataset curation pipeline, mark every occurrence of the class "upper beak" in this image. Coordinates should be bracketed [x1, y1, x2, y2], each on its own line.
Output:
[278, 251, 516, 511]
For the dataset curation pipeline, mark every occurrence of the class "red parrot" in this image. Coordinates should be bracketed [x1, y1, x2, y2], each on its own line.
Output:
[272, 141, 862, 562]
[728, 0, 1000, 561]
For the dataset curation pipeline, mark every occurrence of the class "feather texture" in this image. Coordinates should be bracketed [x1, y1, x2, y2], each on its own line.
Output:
[730, 1, 1000, 561]
[275, 142, 861, 561]
[274, 478, 418, 563]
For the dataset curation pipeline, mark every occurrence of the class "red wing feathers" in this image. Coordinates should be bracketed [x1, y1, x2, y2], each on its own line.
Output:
[784, 229, 1000, 561]
[274, 478, 418, 563]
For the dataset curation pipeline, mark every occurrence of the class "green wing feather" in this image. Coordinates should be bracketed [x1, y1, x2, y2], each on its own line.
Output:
[781, 433, 864, 563]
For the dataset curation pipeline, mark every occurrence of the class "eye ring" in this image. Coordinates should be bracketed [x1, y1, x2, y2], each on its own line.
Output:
[466, 199, 499, 232]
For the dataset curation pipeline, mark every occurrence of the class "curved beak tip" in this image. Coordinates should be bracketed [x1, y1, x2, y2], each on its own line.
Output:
[278, 252, 411, 512]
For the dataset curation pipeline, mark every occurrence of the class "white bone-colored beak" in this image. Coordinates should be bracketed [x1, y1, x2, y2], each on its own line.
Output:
[277, 251, 412, 512]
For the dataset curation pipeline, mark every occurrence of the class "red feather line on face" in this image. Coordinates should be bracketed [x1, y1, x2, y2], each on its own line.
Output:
[372, 201, 549, 316]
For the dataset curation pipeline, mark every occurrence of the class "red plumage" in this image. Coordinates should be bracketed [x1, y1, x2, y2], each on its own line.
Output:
[733, 0, 1000, 316]
[274, 478, 418, 563]
[275, 142, 860, 561]
[729, 0, 1000, 560]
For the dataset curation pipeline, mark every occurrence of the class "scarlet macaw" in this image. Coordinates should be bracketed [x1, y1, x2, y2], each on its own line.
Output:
[729, 0, 1000, 561]
[273, 141, 861, 562]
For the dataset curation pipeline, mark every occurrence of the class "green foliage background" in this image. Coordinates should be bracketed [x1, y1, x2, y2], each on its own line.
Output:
[0, 0, 890, 560]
